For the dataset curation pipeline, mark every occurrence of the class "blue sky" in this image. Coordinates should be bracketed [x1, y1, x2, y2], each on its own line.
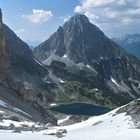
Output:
[0, 0, 140, 46]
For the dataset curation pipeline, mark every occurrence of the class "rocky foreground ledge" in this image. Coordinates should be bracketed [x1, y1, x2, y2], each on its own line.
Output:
[116, 99, 140, 128]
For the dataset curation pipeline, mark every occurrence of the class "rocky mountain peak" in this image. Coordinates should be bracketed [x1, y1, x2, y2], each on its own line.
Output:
[55, 14, 92, 40]
[34, 14, 121, 63]
[63, 14, 102, 37]
[68, 14, 89, 24]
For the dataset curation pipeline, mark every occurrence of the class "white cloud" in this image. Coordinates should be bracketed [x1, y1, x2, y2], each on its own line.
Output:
[104, 8, 120, 18]
[15, 29, 49, 45]
[60, 15, 71, 22]
[74, 5, 83, 13]
[16, 28, 27, 38]
[74, 0, 140, 28]
[117, 0, 126, 5]
[22, 9, 53, 23]
[85, 11, 99, 22]
[121, 18, 133, 25]
[127, 8, 140, 15]
[82, 0, 114, 8]
[16, 28, 26, 35]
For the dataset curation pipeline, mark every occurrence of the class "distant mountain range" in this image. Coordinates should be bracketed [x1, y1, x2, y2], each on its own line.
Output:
[112, 34, 140, 59]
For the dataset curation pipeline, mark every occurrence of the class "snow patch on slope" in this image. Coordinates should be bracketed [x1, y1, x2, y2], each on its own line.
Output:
[0, 119, 35, 128]
[34, 58, 43, 66]
[86, 64, 97, 73]
[50, 103, 57, 107]
[0, 100, 7, 107]
[0, 100, 31, 117]
[58, 78, 65, 83]
[63, 54, 67, 58]
[86, 65, 91, 68]
[42, 76, 52, 84]
[111, 77, 121, 87]
[57, 116, 70, 125]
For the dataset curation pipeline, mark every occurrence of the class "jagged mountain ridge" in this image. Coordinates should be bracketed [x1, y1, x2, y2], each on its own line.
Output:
[112, 34, 140, 59]
[34, 14, 140, 107]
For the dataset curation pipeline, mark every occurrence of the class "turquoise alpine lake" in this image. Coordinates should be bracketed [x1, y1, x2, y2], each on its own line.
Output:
[50, 103, 111, 116]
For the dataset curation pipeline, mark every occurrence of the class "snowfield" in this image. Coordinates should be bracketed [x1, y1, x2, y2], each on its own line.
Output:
[0, 106, 140, 140]
[111, 77, 121, 87]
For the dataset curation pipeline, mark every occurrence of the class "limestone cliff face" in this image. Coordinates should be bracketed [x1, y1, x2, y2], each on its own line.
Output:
[0, 9, 10, 83]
